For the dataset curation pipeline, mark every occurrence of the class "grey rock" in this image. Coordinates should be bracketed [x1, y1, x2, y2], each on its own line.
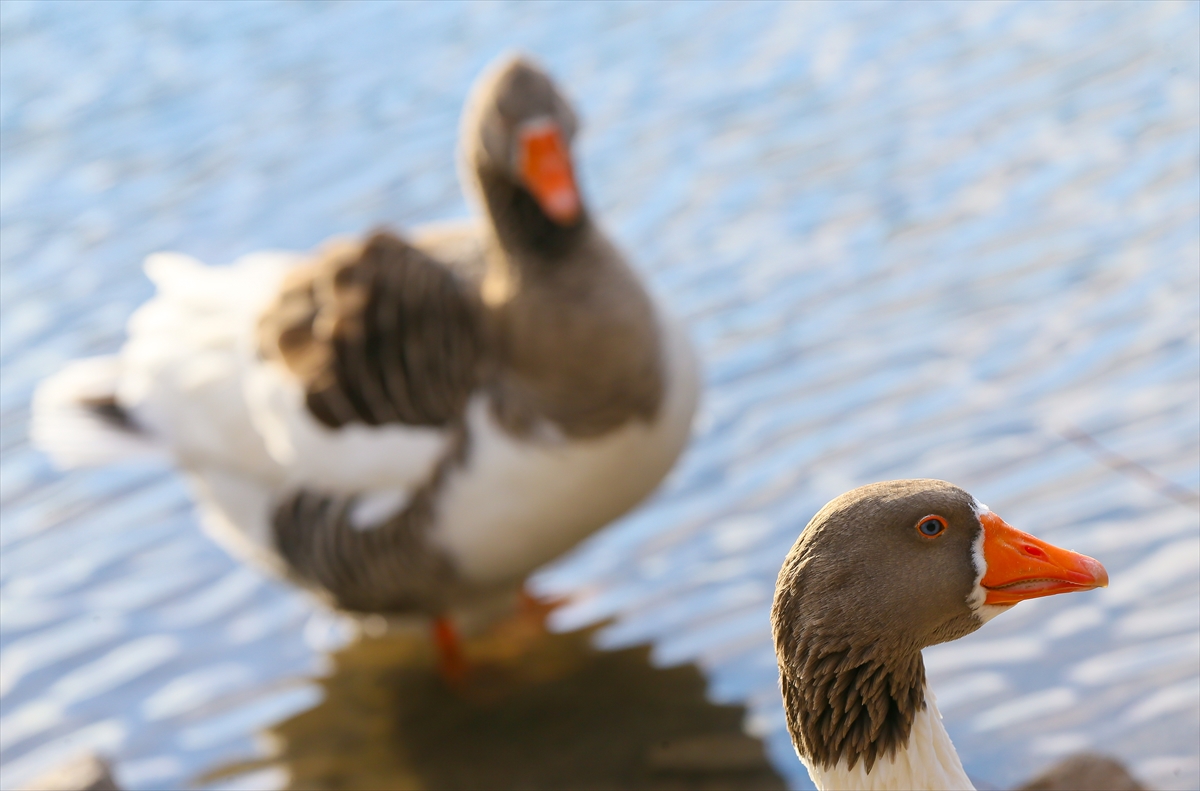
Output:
[1017, 753, 1144, 791]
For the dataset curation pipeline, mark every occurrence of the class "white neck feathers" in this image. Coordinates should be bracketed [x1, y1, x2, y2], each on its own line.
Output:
[802, 685, 975, 791]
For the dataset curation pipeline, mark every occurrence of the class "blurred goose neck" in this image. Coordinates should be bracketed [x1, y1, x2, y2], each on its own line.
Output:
[475, 163, 589, 261]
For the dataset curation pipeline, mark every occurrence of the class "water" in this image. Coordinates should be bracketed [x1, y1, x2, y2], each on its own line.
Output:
[1, 1, 1197, 789]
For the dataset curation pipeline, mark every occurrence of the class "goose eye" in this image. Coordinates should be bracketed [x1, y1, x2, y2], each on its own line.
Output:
[917, 516, 947, 538]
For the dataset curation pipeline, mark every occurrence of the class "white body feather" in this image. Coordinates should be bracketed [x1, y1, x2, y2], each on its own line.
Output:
[434, 315, 698, 584]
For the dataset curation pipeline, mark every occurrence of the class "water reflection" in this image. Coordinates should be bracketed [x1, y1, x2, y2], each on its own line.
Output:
[204, 608, 783, 791]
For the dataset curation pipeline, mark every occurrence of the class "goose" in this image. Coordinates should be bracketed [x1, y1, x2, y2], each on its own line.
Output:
[771, 479, 1111, 791]
[32, 54, 698, 671]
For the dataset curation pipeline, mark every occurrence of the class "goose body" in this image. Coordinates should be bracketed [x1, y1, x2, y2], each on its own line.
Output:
[771, 480, 1109, 791]
[32, 55, 698, 623]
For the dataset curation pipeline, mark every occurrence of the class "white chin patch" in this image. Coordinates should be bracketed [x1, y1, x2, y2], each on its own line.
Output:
[968, 498, 1013, 625]
[973, 600, 1013, 625]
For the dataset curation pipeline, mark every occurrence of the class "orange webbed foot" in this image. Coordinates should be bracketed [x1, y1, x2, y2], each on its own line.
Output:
[432, 615, 467, 685]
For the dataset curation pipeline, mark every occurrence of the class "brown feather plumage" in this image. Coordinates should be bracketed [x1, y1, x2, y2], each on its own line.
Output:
[258, 231, 484, 430]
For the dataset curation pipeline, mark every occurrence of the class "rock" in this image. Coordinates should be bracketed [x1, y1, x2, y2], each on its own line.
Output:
[1018, 753, 1144, 791]
[646, 733, 772, 773]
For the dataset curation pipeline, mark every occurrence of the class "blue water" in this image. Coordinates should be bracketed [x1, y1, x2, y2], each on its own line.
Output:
[2, 1, 1197, 789]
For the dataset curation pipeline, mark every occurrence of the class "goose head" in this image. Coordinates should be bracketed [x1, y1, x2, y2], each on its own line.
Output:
[459, 54, 584, 233]
[771, 479, 1108, 789]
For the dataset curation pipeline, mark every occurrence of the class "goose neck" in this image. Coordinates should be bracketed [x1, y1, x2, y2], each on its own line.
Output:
[804, 685, 975, 791]
[473, 162, 590, 263]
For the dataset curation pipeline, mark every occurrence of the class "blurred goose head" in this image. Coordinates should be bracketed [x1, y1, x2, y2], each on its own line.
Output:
[459, 54, 584, 234]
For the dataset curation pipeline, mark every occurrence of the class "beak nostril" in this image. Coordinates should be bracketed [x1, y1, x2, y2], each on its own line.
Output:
[1024, 544, 1045, 558]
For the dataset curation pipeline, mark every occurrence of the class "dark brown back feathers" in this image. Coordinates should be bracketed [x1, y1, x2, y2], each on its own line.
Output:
[258, 232, 484, 429]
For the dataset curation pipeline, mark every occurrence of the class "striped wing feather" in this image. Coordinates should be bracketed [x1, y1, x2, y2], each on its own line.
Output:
[259, 231, 484, 429]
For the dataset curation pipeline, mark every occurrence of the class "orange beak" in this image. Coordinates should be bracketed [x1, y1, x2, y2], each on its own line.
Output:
[518, 120, 581, 225]
[979, 511, 1108, 605]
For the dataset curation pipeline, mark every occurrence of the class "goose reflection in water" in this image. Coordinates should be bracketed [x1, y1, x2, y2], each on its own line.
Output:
[201, 602, 784, 791]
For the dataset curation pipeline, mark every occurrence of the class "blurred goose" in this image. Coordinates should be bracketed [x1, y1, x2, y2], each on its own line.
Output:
[33, 54, 698, 662]
[771, 480, 1112, 791]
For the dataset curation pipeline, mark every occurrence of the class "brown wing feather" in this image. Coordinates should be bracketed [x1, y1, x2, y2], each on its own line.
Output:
[271, 426, 469, 614]
[259, 231, 484, 429]
[271, 487, 458, 613]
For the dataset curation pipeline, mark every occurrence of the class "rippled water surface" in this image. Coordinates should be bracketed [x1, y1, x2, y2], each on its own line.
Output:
[2, 2, 1198, 789]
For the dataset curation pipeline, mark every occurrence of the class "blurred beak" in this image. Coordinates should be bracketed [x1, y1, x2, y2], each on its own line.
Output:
[979, 511, 1108, 605]
[518, 120, 581, 225]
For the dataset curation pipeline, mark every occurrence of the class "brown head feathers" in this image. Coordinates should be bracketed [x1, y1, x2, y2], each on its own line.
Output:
[771, 480, 985, 771]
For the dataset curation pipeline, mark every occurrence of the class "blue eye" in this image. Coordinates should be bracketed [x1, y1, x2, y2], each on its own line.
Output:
[918, 516, 947, 537]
